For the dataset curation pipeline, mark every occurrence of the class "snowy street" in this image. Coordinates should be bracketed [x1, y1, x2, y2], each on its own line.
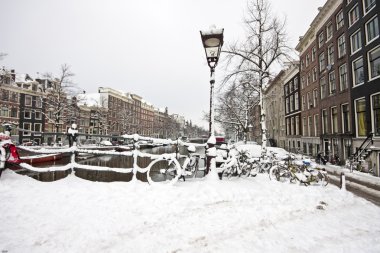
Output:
[1, 170, 380, 253]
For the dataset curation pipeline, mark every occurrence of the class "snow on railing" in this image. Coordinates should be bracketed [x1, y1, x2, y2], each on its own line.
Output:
[14, 134, 206, 185]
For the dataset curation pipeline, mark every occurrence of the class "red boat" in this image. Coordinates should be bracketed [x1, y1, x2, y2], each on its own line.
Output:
[20, 152, 70, 165]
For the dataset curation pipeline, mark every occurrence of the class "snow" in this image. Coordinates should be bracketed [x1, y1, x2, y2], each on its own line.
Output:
[1, 143, 380, 252]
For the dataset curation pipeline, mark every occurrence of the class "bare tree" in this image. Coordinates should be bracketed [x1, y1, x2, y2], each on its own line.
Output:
[38, 64, 81, 144]
[216, 81, 259, 143]
[222, 0, 291, 157]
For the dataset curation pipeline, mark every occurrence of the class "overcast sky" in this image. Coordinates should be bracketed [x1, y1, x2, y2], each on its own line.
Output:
[1, 0, 326, 129]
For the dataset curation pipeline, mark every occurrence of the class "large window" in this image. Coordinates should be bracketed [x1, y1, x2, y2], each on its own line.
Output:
[336, 10, 344, 30]
[311, 47, 316, 62]
[352, 57, 364, 86]
[364, 0, 376, 14]
[308, 116, 313, 137]
[25, 95, 32, 106]
[24, 110, 31, 119]
[34, 123, 42, 136]
[331, 107, 338, 133]
[349, 4, 360, 27]
[329, 71, 336, 94]
[338, 34, 346, 58]
[314, 114, 319, 136]
[318, 32, 324, 48]
[295, 92, 299, 110]
[328, 44, 334, 65]
[23, 123, 31, 136]
[322, 109, 328, 134]
[10, 108, 18, 118]
[326, 22, 333, 41]
[356, 98, 367, 137]
[313, 89, 318, 107]
[342, 104, 351, 133]
[0, 107, 8, 117]
[366, 16, 379, 44]
[35, 110, 42, 120]
[295, 116, 300, 135]
[320, 77, 327, 99]
[319, 52, 325, 72]
[373, 94, 380, 136]
[339, 64, 348, 90]
[368, 46, 380, 80]
[312, 67, 317, 82]
[350, 29, 362, 54]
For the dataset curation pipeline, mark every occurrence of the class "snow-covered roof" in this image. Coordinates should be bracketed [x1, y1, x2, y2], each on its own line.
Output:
[77, 93, 101, 107]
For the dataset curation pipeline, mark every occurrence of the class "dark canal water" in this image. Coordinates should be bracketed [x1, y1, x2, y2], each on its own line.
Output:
[16, 145, 206, 183]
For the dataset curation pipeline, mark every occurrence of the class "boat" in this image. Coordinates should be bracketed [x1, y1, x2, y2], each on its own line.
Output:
[20, 152, 71, 165]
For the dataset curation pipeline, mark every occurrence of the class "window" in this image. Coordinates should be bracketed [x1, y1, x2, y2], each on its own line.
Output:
[295, 116, 300, 135]
[306, 54, 310, 67]
[312, 67, 317, 82]
[2, 90, 9, 101]
[319, 52, 325, 72]
[342, 104, 351, 133]
[285, 84, 289, 95]
[302, 95, 305, 111]
[356, 98, 367, 137]
[24, 110, 31, 119]
[291, 117, 295, 135]
[329, 71, 336, 94]
[331, 107, 338, 133]
[318, 32, 324, 48]
[366, 16, 379, 44]
[339, 64, 348, 90]
[10, 93, 18, 103]
[373, 94, 380, 136]
[25, 95, 32, 106]
[286, 97, 289, 113]
[10, 108, 17, 118]
[295, 93, 299, 110]
[301, 77, 305, 89]
[314, 114, 319, 136]
[307, 72, 311, 86]
[327, 44, 334, 65]
[336, 10, 344, 30]
[368, 46, 380, 80]
[307, 92, 311, 109]
[311, 47, 316, 61]
[322, 109, 328, 134]
[326, 22, 333, 41]
[289, 81, 294, 93]
[290, 95, 294, 112]
[338, 34, 346, 58]
[352, 57, 364, 86]
[35, 110, 42, 120]
[0, 107, 8, 117]
[320, 77, 327, 99]
[349, 4, 360, 26]
[303, 117, 307, 136]
[34, 123, 42, 136]
[308, 116, 313, 137]
[364, 0, 376, 14]
[35, 98, 42, 108]
[23, 123, 31, 136]
[294, 77, 299, 90]
[350, 29, 362, 54]
[313, 89, 318, 107]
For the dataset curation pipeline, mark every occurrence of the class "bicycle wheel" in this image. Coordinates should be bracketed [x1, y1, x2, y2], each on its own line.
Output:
[269, 165, 279, 181]
[146, 157, 182, 184]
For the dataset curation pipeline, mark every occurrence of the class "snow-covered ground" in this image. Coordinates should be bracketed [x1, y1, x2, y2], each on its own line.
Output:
[1, 168, 380, 253]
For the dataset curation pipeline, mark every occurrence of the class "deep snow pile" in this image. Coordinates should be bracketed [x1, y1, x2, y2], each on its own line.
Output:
[1, 169, 380, 253]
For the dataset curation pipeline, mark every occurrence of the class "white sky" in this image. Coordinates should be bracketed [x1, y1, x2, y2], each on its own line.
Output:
[0, 0, 326, 129]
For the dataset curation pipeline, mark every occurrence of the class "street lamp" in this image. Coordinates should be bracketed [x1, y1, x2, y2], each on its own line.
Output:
[200, 26, 224, 137]
[200, 26, 224, 177]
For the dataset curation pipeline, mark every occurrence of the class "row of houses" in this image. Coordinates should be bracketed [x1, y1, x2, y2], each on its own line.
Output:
[0, 69, 207, 145]
[264, 0, 379, 175]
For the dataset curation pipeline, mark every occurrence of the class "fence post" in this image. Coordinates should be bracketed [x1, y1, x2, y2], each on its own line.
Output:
[340, 172, 346, 190]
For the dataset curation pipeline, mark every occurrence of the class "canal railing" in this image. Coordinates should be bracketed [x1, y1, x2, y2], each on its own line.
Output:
[11, 134, 208, 185]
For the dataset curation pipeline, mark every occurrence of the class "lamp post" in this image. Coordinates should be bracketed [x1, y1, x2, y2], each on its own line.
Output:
[200, 26, 224, 176]
[200, 26, 224, 138]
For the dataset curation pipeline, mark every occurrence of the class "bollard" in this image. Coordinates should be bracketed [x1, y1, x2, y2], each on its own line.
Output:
[340, 172, 346, 190]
